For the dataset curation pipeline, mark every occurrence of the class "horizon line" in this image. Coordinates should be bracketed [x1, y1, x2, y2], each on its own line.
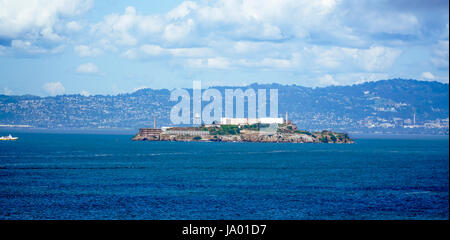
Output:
[1, 78, 448, 98]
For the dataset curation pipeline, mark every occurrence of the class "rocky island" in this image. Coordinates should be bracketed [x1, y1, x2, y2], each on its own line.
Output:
[132, 119, 354, 144]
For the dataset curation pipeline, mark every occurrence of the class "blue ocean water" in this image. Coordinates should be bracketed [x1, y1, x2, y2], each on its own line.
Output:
[0, 132, 448, 220]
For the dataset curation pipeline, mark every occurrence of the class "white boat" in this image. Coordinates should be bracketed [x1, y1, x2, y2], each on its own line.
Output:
[0, 134, 18, 141]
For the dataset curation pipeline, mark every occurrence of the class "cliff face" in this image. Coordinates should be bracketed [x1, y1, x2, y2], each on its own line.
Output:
[132, 124, 354, 144]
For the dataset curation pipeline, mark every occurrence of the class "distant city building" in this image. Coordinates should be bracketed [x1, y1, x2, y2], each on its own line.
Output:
[163, 130, 209, 136]
[161, 127, 171, 132]
[220, 117, 284, 125]
[138, 128, 162, 138]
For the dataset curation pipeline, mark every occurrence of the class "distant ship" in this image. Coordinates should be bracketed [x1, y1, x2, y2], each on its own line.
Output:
[0, 134, 18, 141]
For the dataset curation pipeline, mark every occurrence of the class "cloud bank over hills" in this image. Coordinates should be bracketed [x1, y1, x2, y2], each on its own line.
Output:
[0, 0, 448, 96]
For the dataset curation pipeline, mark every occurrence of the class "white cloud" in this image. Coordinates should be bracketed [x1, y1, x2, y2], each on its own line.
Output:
[306, 45, 401, 72]
[91, 7, 138, 46]
[2, 0, 447, 88]
[187, 53, 300, 70]
[123, 44, 213, 59]
[232, 41, 265, 54]
[360, 46, 402, 71]
[0, 45, 6, 56]
[80, 90, 90, 96]
[10, 40, 65, 55]
[421, 72, 436, 80]
[163, 19, 195, 42]
[76, 62, 99, 74]
[0, 0, 92, 57]
[98, 39, 118, 52]
[168, 47, 213, 57]
[187, 57, 230, 69]
[0, 0, 92, 40]
[66, 21, 83, 32]
[84, 1, 408, 78]
[319, 72, 391, 86]
[207, 57, 230, 69]
[317, 74, 338, 86]
[88, 0, 344, 49]
[74, 45, 102, 57]
[195, 0, 338, 40]
[1, 87, 13, 95]
[43, 82, 65, 95]
[133, 86, 149, 92]
[11, 40, 46, 54]
[237, 54, 301, 69]
[91, 6, 164, 46]
[166, 1, 198, 20]
[138, 45, 165, 56]
[358, 12, 420, 35]
[78, 1, 437, 87]
[187, 58, 204, 68]
[431, 40, 449, 69]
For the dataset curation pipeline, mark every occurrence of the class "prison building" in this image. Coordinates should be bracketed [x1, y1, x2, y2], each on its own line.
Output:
[138, 128, 162, 136]
[220, 117, 284, 125]
[163, 130, 210, 136]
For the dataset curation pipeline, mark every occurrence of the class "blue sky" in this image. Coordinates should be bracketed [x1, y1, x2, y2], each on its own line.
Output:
[0, 0, 448, 96]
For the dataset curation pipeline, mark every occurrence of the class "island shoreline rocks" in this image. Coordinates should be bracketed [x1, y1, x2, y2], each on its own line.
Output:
[132, 122, 354, 144]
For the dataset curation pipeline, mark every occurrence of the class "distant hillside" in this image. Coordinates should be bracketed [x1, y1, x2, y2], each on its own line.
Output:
[0, 79, 448, 134]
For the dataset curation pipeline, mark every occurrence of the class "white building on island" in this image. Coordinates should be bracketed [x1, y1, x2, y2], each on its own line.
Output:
[220, 117, 284, 125]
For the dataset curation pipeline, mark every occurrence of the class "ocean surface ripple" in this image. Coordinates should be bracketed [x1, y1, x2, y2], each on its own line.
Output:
[0, 132, 448, 219]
